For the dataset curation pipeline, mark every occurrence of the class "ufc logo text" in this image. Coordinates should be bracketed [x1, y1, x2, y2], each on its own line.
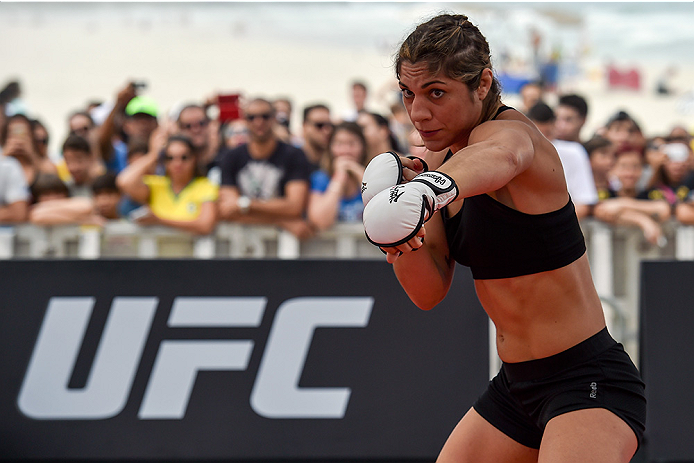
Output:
[18, 296, 373, 421]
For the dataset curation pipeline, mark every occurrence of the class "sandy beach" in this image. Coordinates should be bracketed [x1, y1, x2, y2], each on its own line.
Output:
[1, 2, 693, 154]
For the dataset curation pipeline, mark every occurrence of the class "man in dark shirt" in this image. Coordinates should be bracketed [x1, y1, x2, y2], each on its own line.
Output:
[218, 98, 312, 238]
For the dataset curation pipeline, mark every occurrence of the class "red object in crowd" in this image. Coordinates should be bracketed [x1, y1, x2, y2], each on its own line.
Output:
[607, 65, 641, 91]
[218, 93, 241, 123]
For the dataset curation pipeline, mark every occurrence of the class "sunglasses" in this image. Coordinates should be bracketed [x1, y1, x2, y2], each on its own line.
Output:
[181, 120, 209, 130]
[225, 128, 249, 137]
[164, 154, 193, 163]
[311, 121, 334, 130]
[70, 127, 90, 136]
[245, 113, 273, 122]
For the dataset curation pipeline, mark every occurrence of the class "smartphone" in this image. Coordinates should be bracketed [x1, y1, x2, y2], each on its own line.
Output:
[132, 81, 148, 90]
[218, 93, 241, 123]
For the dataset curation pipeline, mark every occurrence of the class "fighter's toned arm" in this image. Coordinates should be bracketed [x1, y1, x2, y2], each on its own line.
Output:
[390, 212, 455, 310]
[436, 121, 536, 201]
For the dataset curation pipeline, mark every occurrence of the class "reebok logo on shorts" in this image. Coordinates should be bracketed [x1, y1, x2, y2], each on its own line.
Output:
[590, 382, 598, 399]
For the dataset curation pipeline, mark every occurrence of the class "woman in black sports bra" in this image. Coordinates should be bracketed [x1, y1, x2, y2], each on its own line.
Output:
[363, 13, 645, 463]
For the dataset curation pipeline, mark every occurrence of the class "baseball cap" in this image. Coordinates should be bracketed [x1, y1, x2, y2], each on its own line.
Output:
[125, 96, 158, 118]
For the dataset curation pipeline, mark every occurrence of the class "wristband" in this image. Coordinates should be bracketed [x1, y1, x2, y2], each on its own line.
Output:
[237, 196, 251, 214]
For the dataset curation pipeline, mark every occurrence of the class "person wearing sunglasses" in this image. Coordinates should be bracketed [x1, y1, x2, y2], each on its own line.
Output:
[221, 119, 249, 150]
[30, 118, 60, 167]
[300, 103, 334, 174]
[176, 104, 220, 174]
[217, 98, 312, 239]
[116, 129, 218, 235]
[68, 111, 96, 139]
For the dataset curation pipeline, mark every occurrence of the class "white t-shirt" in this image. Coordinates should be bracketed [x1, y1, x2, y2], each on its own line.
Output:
[0, 156, 30, 205]
[552, 139, 598, 206]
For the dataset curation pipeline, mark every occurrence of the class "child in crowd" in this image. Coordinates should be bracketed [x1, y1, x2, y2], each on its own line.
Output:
[583, 135, 616, 200]
[60, 134, 103, 197]
[593, 145, 671, 246]
[639, 140, 694, 205]
[91, 173, 123, 220]
[28, 173, 104, 226]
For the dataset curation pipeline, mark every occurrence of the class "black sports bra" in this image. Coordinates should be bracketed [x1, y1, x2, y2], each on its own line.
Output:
[493, 105, 514, 119]
[441, 194, 585, 279]
[440, 105, 586, 280]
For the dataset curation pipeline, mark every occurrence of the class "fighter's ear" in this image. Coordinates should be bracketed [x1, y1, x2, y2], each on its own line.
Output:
[476, 68, 493, 101]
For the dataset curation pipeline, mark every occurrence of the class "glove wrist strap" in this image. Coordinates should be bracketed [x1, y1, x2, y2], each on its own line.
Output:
[411, 171, 459, 210]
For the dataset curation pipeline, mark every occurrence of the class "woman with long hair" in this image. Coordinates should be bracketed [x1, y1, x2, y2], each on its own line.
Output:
[362, 13, 645, 462]
[117, 129, 218, 235]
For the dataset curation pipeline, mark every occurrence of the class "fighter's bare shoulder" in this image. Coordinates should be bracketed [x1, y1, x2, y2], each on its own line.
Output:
[469, 116, 539, 147]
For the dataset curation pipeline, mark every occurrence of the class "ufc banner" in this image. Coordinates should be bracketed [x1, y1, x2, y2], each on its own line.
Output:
[640, 260, 694, 463]
[0, 260, 489, 461]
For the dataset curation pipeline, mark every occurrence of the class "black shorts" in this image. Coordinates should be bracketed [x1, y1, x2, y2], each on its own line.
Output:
[473, 327, 646, 449]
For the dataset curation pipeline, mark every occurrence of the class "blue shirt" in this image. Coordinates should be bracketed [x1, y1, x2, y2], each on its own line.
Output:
[105, 140, 128, 174]
[310, 170, 364, 222]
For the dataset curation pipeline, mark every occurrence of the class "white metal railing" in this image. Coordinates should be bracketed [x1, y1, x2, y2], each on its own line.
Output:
[0, 221, 384, 260]
[5, 220, 688, 261]
[2, 219, 693, 363]
[580, 220, 687, 363]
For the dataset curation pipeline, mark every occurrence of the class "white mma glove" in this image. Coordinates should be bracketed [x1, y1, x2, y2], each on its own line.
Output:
[363, 171, 459, 247]
[361, 151, 428, 206]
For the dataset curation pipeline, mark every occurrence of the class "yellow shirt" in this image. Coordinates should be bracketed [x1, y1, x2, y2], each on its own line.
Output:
[56, 159, 72, 183]
[144, 175, 218, 221]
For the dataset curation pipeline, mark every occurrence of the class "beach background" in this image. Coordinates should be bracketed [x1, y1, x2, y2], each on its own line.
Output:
[2, 1, 694, 155]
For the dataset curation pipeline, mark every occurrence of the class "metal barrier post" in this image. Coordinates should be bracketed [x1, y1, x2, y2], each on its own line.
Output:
[78, 226, 102, 259]
[676, 225, 694, 260]
[0, 226, 15, 259]
[587, 221, 614, 298]
[193, 235, 215, 259]
[277, 230, 300, 259]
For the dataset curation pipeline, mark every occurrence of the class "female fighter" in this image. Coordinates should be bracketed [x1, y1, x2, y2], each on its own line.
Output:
[361, 13, 646, 463]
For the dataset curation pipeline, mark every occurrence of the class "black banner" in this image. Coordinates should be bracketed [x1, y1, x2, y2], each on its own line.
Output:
[0, 260, 489, 461]
[640, 260, 694, 463]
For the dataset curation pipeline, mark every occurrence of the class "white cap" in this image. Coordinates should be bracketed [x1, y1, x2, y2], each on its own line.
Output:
[663, 143, 690, 162]
[89, 102, 114, 127]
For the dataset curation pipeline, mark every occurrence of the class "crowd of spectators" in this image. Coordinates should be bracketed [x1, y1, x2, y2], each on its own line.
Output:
[520, 81, 694, 245]
[1, 77, 694, 248]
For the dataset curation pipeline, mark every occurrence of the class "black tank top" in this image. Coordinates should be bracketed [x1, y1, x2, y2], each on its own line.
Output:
[440, 106, 586, 280]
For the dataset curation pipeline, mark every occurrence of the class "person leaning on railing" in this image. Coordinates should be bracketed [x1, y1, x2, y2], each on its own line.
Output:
[0, 154, 30, 223]
[216, 98, 313, 239]
[28, 173, 104, 226]
[592, 143, 671, 246]
[116, 129, 218, 235]
[306, 121, 366, 232]
[673, 140, 694, 225]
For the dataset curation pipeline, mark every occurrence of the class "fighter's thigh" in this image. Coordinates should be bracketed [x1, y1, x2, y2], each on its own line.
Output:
[437, 408, 539, 463]
[539, 408, 638, 463]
